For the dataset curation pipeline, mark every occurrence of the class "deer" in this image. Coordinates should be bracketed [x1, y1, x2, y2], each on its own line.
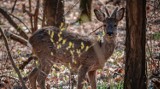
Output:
[27, 7, 124, 89]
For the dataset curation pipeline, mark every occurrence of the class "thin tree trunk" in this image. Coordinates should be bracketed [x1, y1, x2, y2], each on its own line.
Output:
[43, 0, 64, 27]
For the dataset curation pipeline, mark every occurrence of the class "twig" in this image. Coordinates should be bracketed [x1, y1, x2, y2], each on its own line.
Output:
[0, 27, 27, 89]
[64, 0, 80, 16]
[22, 6, 43, 21]
[0, 7, 28, 39]
[8, 13, 30, 32]
[33, 0, 40, 32]
[11, 0, 18, 13]
[22, 3, 43, 30]
[28, 0, 34, 32]
[87, 25, 103, 35]
[42, 3, 46, 27]
[81, 25, 103, 37]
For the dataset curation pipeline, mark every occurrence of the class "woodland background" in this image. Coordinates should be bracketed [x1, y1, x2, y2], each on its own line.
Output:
[0, 0, 160, 89]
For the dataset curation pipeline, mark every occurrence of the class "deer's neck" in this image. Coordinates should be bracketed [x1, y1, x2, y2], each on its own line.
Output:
[92, 35, 116, 68]
[99, 37, 116, 64]
[101, 36, 116, 59]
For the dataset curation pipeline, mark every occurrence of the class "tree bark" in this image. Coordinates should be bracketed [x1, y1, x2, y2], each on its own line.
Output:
[43, 0, 64, 27]
[0, 27, 27, 89]
[124, 0, 147, 89]
[79, 0, 92, 23]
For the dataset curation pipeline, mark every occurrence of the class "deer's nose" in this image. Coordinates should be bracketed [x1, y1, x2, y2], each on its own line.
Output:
[107, 32, 113, 36]
[107, 28, 113, 36]
[107, 25, 114, 36]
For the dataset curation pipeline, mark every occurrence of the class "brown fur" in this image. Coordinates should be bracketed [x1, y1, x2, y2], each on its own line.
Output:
[28, 7, 124, 89]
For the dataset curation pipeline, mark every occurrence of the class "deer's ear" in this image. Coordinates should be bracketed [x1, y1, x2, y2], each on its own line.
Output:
[104, 8, 110, 17]
[116, 8, 125, 21]
[111, 7, 118, 18]
[94, 9, 105, 22]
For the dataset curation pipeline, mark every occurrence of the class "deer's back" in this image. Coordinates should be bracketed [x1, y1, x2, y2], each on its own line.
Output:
[29, 26, 102, 71]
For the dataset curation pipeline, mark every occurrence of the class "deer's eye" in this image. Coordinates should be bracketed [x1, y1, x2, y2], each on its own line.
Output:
[114, 24, 117, 27]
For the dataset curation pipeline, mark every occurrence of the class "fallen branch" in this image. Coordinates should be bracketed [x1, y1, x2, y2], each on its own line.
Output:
[0, 27, 27, 89]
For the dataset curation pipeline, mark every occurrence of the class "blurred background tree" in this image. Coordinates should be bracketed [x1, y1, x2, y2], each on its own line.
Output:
[43, 0, 65, 27]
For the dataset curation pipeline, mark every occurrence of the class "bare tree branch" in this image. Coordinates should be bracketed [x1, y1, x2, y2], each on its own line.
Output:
[8, 13, 30, 33]
[11, 0, 18, 13]
[4, 31, 28, 46]
[0, 7, 28, 39]
[0, 27, 27, 89]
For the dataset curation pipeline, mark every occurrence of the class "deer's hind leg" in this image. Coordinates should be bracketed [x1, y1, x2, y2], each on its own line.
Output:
[37, 59, 52, 89]
[88, 70, 97, 89]
[77, 66, 89, 89]
[28, 67, 39, 89]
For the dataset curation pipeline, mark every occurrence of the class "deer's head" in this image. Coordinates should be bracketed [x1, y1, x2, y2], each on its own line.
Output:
[94, 7, 124, 39]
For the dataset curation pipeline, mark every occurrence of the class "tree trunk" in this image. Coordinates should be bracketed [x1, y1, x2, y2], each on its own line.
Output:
[43, 0, 64, 27]
[124, 0, 147, 89]
[79, 0, 92, 23]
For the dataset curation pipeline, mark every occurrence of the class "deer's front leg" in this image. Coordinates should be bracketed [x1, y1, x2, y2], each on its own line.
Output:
[77, 66, 88, 89]
[88, 70, 97, 89]
[37, 61, 52, 89]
